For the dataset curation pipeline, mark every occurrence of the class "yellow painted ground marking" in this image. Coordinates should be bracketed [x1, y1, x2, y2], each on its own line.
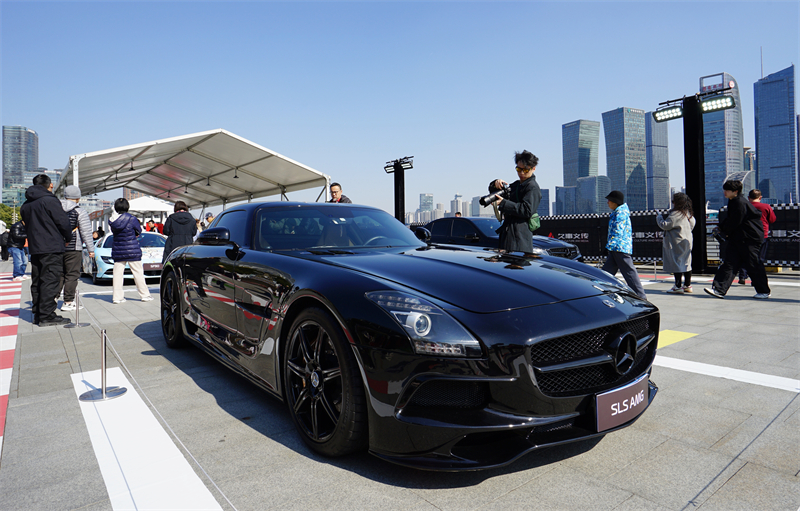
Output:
[658, 329, 698, 349]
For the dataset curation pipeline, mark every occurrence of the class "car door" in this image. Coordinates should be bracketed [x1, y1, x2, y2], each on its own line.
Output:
[185, 210, 247, 349]
[450, 218, 483, 246]
[429, 218, 453, 244]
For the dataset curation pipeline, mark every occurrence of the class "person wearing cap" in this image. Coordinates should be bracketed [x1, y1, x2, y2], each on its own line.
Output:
[201, 212, 215, 230]
[58, 185, 94, 311]
[328, 183, 352, 204]
[20, 174, 73, 326]
[602, 190, 647, 300]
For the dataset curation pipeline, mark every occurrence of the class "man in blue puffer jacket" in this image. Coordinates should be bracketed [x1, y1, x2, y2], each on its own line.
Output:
[109, 198, 153, 304]
[602, 190, 647, 300]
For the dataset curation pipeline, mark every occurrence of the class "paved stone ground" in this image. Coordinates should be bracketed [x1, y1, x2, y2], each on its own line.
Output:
[0, 259, 797, 511]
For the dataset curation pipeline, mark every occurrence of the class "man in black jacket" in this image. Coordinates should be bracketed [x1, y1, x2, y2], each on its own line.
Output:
[20, 174, 73, 326]
[704, 180, 771, 299]
[488, 150, 542, 253]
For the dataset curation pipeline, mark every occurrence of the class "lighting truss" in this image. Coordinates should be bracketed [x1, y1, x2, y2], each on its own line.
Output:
[653, 105, 684, 123]
[384, 156, 414, 173]
[701, 95, 736, 113]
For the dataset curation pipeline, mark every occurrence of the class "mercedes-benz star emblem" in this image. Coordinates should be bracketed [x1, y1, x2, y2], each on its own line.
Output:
[602, 300, 615, 308]
[607, 332, 637, 375]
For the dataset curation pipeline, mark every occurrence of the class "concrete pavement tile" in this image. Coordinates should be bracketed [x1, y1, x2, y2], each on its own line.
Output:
[557, 427, 669, 478]
[610, 495, 672, 511]
[730, 419, 800, 476]
[479, 465, 632, 511]
[4, 390, 84, 441]
[740, 360, 800, 378]
[698, 462, 800, 511]
[712, 382, 798, 419]
[0, 464, 108, 511]
[15, 363, 77, 397]
[648, 365, 692, 390]
[632, 395, 749, 449]
[609, 439, 746, 509]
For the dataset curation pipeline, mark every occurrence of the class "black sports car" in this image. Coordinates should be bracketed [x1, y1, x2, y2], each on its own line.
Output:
[425, 217, 582, 260]
[161, 202, 658, 470]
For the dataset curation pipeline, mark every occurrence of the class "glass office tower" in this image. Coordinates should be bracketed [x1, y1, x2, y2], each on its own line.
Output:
[602, 108, 647, 211]
[2, 125, 39, 189]
[700, 73, 744, 211]
[555, 186, 577, 215]
[645, 113, 670, 209]
[419, 193, 434, 212]
[576, 175, 611, 214]
[562, 120, 600, 187]
[538, 189, 550, 217]
[754, 65, 796, 204]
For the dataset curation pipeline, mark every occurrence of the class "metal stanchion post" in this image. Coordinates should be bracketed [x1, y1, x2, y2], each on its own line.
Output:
[65, 280, 90, 328]
[79, 329, 127, 401]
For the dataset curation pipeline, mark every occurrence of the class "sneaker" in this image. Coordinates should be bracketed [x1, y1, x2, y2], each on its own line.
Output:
[666, 285, 684, 294]
[60, 302, 76, 311]
[140, 296, 154, 302]
[22, 275, 31, 280]
[738, 278, 746, 284]
[39, 315, 71, 327]
[704, 287, 725, 299]
[112, 299, 127, 304]
[12, 276, 24, 282]
[682, 285, 693, 293]
[753, 293, 771, 299]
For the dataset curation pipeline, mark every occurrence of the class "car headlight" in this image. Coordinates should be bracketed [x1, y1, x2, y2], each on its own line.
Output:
[101, 256, 114, 264]
[366, 291, 481, 357]
[531, 247, 547, 255]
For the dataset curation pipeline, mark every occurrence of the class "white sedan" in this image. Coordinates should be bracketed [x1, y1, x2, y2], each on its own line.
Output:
[82, 232, 166, 284]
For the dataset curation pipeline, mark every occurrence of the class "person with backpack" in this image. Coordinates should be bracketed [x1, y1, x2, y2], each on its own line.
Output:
[704, 180, 771, 299]
[8, 220, 29, 281]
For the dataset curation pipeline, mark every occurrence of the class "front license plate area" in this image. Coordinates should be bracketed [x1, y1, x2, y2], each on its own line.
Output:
[144, 263, 163, 271]
[596, 374, 650, 432]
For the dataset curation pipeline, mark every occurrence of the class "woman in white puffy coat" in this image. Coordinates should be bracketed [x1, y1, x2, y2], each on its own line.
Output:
[656, 193, 696, 294]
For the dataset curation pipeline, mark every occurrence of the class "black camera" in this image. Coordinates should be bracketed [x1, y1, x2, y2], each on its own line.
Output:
[480, 185, 510, 207]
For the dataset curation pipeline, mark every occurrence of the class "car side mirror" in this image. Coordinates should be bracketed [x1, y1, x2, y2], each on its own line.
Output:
[198, 227, 239, 250]
[414, 227, 431, 243]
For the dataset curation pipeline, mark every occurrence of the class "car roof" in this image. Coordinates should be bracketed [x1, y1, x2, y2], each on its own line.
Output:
[213, 201, 380, 215]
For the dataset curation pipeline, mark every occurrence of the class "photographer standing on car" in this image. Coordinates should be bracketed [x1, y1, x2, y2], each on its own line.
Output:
[488, 150, 541, 253]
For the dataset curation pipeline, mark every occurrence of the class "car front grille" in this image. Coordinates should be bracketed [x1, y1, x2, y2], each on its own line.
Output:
[406, 380, 489, 409]
[546, 247, 579, 259]
[530, 315, 657, 397]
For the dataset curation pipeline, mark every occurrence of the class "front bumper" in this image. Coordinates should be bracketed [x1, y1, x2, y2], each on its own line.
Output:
[353, 294, 659, 470]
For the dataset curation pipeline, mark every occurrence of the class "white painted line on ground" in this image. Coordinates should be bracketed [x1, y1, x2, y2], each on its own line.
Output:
[0, 367, 12, 396]
[0, 335, 16, 351]
[654, 355, 800, 393]
[79, 287, 161, 297]
[71, 368, 222, 511]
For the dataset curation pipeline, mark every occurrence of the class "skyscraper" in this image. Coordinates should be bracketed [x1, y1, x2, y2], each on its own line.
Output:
[562, 120, 600, 187]
[602, 108, 647, 211]
[2, 125, 39, 188]
[419, 193, 434, 212]
[645, 113, 670, 209]
[576, 176, 611, 214]
[538, 189, 550, 217]
[700, 73, 745, 210]
[754, 65, 796, 204]
[555, 186, 577, 216]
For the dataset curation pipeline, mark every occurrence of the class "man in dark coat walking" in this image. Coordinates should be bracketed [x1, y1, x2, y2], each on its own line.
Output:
[705, 180, 771, 299]
[162, 201, 197, 263]
[488, 150, 541, 253]
[20, 174, 73, 326]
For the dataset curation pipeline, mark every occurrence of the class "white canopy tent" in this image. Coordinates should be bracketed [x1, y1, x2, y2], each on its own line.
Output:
[89, 196, 176, 232]
[55, 129, 331, 210]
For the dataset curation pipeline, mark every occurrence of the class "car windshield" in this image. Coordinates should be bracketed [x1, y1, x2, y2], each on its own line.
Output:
[255, 206, 424, 251]
[468, 218, 501, 237]
[102, 233, 166, 248]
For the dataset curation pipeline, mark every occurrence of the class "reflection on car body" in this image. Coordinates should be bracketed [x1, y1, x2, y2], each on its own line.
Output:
[161, 202, 658, 470]
[424, 216, 583, 260]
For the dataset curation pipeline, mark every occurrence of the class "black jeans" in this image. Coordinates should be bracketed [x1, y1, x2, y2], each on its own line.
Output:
[59, 251, 83, 303]
[713, 240, 770, 295]
[31, 253, 64, 322]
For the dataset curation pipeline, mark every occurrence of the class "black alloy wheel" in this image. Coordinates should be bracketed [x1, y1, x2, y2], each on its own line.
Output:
[284, 308, 367, 457]
[161, 272, 187, 348]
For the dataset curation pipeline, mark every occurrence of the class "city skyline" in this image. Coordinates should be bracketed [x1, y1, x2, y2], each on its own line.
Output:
[1, 2, 797, 217]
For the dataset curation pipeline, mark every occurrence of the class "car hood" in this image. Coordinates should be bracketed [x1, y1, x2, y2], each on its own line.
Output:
[298, 247, 628, 313]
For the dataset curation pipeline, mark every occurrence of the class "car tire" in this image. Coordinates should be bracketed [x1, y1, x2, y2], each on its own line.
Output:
[283, 307, 367, 457]
[161, 272, 188, 348]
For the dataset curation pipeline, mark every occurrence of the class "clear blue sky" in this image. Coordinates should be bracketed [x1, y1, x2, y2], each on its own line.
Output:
[2, 1, 798, 216]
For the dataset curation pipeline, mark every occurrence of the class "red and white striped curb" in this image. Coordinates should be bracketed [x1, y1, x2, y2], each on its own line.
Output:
[0, 273, 23, 460]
